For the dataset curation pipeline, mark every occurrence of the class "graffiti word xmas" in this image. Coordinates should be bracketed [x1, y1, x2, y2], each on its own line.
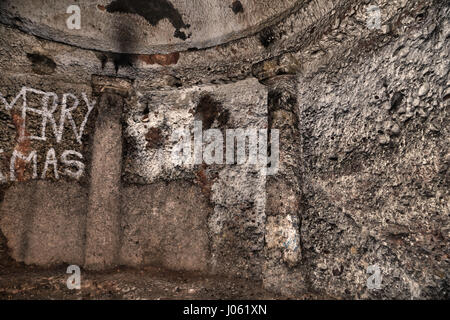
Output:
[0, 148, 84, 183]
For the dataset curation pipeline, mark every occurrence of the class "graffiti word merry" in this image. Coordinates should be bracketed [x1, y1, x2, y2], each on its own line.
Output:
[0, 87, 95, 145]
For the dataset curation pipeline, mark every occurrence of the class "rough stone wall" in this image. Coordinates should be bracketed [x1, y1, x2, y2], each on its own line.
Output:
[0, 0, 448, 299]
[121, 79, 268, 278]
[290, 2, 449, 299]
[0, 23, 270, 278]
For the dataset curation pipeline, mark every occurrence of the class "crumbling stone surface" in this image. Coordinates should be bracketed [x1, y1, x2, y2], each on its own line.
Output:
[296, 3, 449, 299]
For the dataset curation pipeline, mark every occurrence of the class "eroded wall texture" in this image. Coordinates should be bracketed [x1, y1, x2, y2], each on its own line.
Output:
[0, 0, 448, 299]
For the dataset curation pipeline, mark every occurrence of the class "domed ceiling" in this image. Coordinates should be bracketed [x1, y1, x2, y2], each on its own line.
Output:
[0, 0, 300, 54]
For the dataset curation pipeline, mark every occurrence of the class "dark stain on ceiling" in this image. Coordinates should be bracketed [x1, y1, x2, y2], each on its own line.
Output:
[106, 0, 191, 40]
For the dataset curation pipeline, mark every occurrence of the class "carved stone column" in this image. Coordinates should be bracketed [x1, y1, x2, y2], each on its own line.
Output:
[84, 77, 131, 270]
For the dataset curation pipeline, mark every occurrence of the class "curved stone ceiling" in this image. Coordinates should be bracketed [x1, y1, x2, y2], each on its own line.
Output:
[0, 0, 300, 54]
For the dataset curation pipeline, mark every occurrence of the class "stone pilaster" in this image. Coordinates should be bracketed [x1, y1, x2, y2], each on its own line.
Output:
[84, 77, 131, 270]
[261, 75, 307, 296]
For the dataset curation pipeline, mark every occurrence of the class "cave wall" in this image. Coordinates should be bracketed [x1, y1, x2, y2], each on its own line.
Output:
[296, 5, 449, 299]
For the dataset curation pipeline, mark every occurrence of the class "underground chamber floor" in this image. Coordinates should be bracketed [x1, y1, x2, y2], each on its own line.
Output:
[0, 264, 320, 300]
